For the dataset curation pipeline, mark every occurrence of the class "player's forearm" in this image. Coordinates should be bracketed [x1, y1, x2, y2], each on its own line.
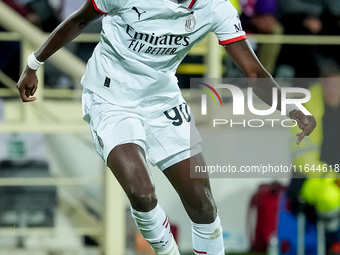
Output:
[250, 77, 282, 112]
[224, 40, 283, 111]
[34, 14, 89, 62]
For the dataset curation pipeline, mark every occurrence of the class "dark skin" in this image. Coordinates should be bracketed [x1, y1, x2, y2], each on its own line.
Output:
[17, 0, 316, 223]
[224, 40, 316, 145]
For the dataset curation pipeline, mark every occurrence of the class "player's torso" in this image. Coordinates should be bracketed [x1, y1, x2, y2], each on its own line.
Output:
[100, 0, 212, 71]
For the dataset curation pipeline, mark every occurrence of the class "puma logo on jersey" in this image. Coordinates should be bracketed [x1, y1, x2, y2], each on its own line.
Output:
[132, 7, 146, 20]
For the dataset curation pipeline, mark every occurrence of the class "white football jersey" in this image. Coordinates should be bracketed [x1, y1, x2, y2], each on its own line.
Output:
[81, 0, 246, 106]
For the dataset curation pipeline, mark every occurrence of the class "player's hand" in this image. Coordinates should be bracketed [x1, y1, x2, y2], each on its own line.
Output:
[17, 67, 38, 102]
[289, 109, 317, 145]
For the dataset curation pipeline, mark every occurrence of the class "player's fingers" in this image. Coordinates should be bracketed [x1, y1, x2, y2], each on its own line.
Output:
[293, 110, 309, 126]
[25, 88, 31, 98]
[296, 131, 306, 145]
[301, 116, 309, 125]
[302, 117, 317, 136]
[20, 90, 29, 102]
[19, 88, 36, 102]
[24, 96, 37, 102]
[297, 120, 305, 130]
[290, 112, 305, 130]
[292, 118, 306, 131]
[31, 84, 38, 96]
[18, 86, 27, 101]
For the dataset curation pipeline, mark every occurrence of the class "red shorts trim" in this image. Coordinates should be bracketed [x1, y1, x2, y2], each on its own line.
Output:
[193, 249, 207, 254]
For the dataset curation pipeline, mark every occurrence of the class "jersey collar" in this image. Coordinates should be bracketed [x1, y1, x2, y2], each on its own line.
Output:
[179, 0, 196, 9]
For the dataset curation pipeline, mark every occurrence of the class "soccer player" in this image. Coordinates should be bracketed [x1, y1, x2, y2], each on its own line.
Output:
[16, 0, 316, 254]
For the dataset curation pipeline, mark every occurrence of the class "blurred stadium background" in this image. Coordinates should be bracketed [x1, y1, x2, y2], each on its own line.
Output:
[0, 0, 339, 254]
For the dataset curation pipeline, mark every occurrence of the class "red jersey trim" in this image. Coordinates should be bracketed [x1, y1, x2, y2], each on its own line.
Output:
[91, 0, 108, 14]
[219, 35, 247, 45]
[188, 0, 196, 9]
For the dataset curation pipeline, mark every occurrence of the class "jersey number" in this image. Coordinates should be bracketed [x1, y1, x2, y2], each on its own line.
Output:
[164, 103, 191, 126]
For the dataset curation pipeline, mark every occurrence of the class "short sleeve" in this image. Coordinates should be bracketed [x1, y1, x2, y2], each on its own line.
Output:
[91, 0, 118, 14]
[212, 0, 247, 45]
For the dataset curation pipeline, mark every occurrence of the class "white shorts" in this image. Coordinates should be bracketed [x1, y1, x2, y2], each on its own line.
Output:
[82, 88, 202, 170]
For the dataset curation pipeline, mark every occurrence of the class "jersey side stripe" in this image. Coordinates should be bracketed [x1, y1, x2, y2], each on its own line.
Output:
[90, 0, 108, 14]
[219, 35, 247, 45]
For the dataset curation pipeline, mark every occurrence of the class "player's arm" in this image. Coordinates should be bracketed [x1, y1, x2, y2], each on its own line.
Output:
[224, 39, 316, 144]
[224, 39, 277, 103]
[17, 0, 103, 102]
